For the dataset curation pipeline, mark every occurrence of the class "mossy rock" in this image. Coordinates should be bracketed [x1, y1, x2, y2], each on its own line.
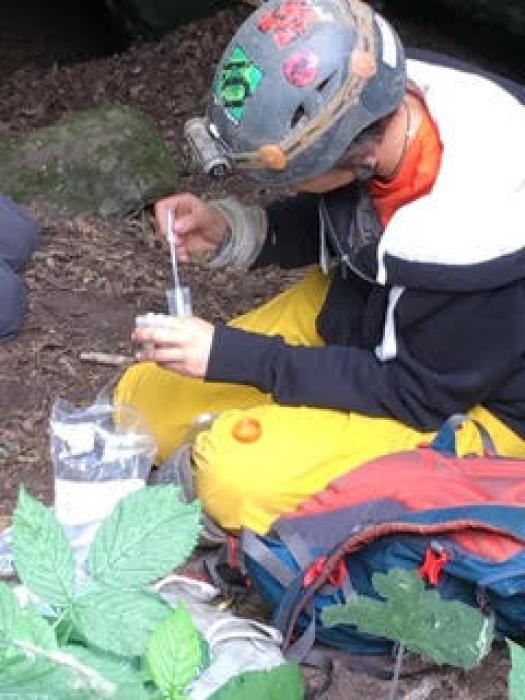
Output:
[0, 104, 179, 217]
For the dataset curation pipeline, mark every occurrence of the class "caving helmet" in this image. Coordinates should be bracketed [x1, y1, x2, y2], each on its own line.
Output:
[185, 0, 406, 185]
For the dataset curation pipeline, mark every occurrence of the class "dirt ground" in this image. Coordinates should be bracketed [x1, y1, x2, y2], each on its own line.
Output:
[0, 2, 519, 698]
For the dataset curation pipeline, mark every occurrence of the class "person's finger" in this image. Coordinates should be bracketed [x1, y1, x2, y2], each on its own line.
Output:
[150, 346, 187, 364]
[132, 324, 190, 347]
[155, 194, 197, 236]
[171, 213, 196, 237]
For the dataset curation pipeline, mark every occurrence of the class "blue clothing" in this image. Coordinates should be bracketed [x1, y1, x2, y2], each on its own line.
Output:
[0, 196, 39, 340]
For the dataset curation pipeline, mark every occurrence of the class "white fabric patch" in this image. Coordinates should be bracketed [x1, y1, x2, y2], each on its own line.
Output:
[375, 286, 404, 362]
[375, 14, 397, 69]
[375, 60, 525, 279]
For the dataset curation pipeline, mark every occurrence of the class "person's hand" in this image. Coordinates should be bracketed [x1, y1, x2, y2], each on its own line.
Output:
[132, 316, 214, 377]
[155, 193, 229, 262]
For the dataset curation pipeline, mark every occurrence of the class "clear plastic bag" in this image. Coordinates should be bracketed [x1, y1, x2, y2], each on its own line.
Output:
[51, 398, 156, 527]
[1, 398, 157, 579]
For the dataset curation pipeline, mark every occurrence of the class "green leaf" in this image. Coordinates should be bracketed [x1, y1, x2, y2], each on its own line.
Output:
[0, 592, 57, 674]
[64, 645, 155, 700]
[209, 664, 305, 700]
[0, 642, 95, 698]
[64, 644, 147, 685]
[146, 603, 204, 696]
[88, 485, 201, 589]
[11, 487, 76, 607]
[0, 641, 154, 700]
[0, 582, 21, 639]
[508, 640, 525, 700]
[11, 611, 57, 651]
[321, 568, 494, 669]
[0, 668, 73, 699]
[72, 587, 171, 657]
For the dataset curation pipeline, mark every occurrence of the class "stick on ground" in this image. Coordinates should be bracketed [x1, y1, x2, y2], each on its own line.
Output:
[80, 352, 133, 367]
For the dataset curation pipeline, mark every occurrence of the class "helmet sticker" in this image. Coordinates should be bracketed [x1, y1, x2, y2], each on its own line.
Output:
[283, 51, 319, 87]
[214, 45, 263, 124]
[258, 0, 331, 49]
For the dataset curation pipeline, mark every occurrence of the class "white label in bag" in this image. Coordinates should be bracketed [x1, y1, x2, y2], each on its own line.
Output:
[54, 478, 144, 526]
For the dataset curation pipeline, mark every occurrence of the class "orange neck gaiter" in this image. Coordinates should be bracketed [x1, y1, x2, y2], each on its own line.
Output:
[369, 106, 443, 228]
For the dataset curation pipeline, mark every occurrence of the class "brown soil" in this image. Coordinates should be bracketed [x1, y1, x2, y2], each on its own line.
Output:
[0, 4, 516, 698]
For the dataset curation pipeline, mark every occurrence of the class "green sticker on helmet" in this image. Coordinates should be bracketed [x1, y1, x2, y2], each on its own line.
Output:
[215, 45, 263, 124]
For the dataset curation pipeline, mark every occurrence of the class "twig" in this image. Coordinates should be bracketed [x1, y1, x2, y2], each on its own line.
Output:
[80, 352, 133, 367]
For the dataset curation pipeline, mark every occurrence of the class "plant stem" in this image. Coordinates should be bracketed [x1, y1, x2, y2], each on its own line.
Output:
[388, 643, 405, 700]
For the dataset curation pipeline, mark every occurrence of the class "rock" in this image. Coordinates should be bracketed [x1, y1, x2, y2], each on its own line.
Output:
[104, 0, 234, 38]
[0, 104, 179, 217]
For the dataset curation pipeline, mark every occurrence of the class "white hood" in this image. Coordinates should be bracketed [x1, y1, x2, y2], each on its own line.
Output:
[377, 59, 525, 286]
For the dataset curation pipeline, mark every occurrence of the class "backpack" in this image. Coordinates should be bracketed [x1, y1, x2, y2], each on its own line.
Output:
[235, 415, 525, 661]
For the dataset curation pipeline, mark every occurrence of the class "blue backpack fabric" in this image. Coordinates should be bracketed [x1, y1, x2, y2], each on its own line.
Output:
[239, 415, 525, 660]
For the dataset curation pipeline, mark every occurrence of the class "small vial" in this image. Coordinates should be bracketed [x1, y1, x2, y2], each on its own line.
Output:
[166, 287, 192, 317]
[135, 313, 158, 354]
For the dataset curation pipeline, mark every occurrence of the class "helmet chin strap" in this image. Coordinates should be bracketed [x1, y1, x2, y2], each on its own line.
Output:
[375, 99, 411, 182]
[355, 164, 377, 181]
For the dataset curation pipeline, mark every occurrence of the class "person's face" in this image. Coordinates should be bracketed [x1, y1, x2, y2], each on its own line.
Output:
[293, 144, 378, 194]
[293, 167, 359, 194]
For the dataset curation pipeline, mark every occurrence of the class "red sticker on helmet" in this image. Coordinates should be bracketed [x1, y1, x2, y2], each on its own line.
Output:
[284, 51, 319, 87]
[258, 0, 326, 49]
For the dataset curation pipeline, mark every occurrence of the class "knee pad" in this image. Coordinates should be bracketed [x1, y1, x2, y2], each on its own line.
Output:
[0, 195, 39, 270]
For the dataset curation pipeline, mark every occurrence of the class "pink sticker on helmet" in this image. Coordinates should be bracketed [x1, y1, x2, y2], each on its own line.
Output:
[284, 51, 319, 87]
[258, 0, 324, 49]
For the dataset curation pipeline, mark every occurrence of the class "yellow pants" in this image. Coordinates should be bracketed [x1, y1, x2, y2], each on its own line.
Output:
[115, 269, 525, 534]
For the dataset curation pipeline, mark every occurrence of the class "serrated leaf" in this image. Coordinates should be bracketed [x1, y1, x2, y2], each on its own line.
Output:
[72, 587, 171, 657]
[146, 603, 204, 696]
[0, 641, 153, 700]
[0, 644, 85, 698]
[11, 611, 57, 651]
[209, 663, 304, 700]
[0, 667, 71, 699]
[322, 568, 494, 669]
[1, 596, 57, 674]
[0, 582, 21, 638]
[508, 640, 525, 700]
[64, 645, 154, 700]
[108, 686, 156, 700]
[87, 485, 201, 588]
[12, 487, 76, 607]
[64, 644, 147, 685]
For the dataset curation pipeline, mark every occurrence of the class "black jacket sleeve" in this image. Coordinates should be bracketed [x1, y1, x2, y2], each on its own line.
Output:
[251, 193, 320, 269]
[205, 283, 525, 432]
